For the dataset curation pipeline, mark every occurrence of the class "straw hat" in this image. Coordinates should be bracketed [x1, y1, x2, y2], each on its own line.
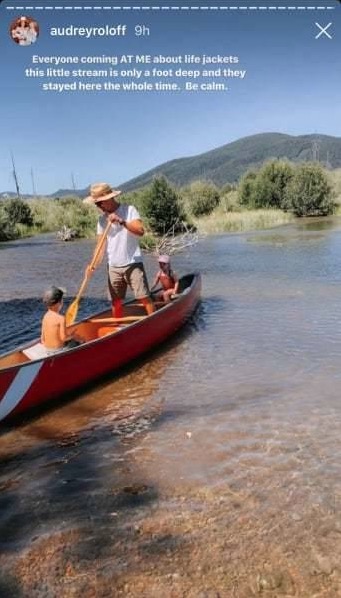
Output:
[84, 182, 122, 205]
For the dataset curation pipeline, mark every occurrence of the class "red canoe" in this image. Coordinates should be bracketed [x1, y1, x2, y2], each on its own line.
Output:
[0, 273, 201, 423]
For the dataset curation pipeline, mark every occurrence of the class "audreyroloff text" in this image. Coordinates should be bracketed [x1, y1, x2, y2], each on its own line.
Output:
[50, 25, 127, 37]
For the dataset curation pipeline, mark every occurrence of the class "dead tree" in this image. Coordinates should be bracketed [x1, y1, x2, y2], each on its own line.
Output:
[146, 219, 200, 257]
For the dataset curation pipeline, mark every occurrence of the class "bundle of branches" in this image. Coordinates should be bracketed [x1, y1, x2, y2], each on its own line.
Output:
[56, 225, 77, 241]
[148, 220, 200, 257]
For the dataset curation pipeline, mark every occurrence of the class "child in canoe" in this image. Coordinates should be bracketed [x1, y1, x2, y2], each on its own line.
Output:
[151, 255, 179, 304]
[41, 286, 81, 354]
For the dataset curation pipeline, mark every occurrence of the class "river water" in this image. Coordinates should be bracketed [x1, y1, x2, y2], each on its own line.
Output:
[0, 220, 340, 597]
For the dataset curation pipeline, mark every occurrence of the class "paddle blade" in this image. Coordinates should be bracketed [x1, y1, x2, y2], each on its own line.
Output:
[65, 298, 79, 327]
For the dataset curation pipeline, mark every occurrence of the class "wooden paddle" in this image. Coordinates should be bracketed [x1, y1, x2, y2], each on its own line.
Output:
[65, 220, 112, 326]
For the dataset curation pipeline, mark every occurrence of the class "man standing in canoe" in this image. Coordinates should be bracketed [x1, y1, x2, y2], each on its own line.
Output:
[84, 182, 155, 318]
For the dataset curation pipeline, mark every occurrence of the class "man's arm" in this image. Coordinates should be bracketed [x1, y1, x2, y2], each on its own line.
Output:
[108, 212, 144, 236]
[123, 219, 144, 236]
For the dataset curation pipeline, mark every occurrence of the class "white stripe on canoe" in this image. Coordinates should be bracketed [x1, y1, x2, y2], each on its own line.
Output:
[0, 362, 43, 421]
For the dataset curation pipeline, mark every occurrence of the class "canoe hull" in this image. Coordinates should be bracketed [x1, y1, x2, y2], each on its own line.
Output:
[0, 273, 201, 422]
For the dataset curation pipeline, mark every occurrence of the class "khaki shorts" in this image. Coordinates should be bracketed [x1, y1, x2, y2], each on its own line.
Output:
[108, 262, 150, 301]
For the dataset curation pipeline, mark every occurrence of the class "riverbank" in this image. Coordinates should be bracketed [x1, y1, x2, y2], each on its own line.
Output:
[0, 200, 298, 245]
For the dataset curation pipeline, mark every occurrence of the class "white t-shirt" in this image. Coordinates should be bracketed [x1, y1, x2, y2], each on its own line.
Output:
[97, 204, 143, 267]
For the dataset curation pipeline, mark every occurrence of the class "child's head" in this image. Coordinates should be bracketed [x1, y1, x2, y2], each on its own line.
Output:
[158, 255, 170, 269]
[43, 286, 64, 308]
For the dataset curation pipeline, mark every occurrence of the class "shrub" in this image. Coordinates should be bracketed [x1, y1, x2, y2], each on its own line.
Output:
[259, 160, 294, 208]
[220, 190, 242, 213]
[0, 202, 15, 241]
[284, 163, 335, 216]
[141, 176, 186, 235]
[30, 196, 97, 236]
[220, 182, 235, 195]
[57, 197, 97, 235]
[4, 197, 33, 226]
[123, 188, 149, 214]
[182, 180, 220, 217]
[238, 161, 294, 209]
[30, 198, 61, 231]
[238, 171, 258, 207]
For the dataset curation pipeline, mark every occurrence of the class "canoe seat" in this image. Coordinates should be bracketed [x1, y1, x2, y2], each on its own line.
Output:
[22, 342, 49, 360]
[97, 325, 119, 338]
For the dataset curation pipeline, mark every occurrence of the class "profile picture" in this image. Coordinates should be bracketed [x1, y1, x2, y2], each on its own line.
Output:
[10, 16, 39, 46]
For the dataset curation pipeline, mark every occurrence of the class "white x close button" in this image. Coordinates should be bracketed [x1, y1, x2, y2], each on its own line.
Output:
[315, 22, 333, 39]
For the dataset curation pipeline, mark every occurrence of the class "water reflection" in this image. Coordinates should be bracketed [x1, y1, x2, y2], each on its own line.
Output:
[248, 232, 327, 245]
[295, 215, 341, 231]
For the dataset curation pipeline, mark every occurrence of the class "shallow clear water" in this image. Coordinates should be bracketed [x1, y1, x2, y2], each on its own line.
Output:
[0, 220, 340, 597]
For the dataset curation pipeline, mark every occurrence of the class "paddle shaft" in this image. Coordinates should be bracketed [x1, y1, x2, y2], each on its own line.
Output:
[65, 220, 111, 325]
[75, 220, 112, 300]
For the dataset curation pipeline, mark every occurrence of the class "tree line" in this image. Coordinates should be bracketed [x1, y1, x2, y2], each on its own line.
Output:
[0, 160, 337, 242]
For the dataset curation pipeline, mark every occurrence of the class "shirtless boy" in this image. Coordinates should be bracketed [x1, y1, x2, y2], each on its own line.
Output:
[41, 286, 80, 353]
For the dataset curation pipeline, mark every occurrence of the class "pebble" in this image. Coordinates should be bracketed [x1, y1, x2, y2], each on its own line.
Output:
[312, 553, 334, 576]
[291, 513, 302, 521]
[256, 571, 283, 592]
[251, 569, 295, 595]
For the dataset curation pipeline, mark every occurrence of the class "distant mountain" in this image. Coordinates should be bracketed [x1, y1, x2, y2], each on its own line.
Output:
[2, 133, 341, 198]
[0, 188, 89, 200]
[0, 192, 18, 199]
[120, 133, 341, 191]
[49, 187, 89, 199]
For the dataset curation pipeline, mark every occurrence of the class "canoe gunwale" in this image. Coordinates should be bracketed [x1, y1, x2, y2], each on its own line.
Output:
[0, 273, 199, 372]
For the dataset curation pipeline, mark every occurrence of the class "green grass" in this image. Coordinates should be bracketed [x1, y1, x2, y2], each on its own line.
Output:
[193, 205, 294, 234]
[29, 197, 98, 237]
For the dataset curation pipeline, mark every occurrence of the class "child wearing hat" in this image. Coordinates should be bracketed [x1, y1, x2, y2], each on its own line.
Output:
[151, 255, 179, 304]
[41, 286, 81, 354]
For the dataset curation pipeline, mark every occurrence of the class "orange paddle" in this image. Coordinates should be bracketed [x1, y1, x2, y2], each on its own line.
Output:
[65, 220, 111, 326]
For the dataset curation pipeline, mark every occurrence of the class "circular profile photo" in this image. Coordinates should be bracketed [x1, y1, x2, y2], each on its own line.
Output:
[10, 16, 39, 46]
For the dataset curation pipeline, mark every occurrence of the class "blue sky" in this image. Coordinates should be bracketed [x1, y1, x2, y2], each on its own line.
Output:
[0, 0, 340, 194]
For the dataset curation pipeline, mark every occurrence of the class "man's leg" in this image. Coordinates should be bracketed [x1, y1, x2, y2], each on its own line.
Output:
[112, 298, 123, 318]
[108, 266, 126, 318]
[128, 263, 155, 315]
[140, 296, 155, 315]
